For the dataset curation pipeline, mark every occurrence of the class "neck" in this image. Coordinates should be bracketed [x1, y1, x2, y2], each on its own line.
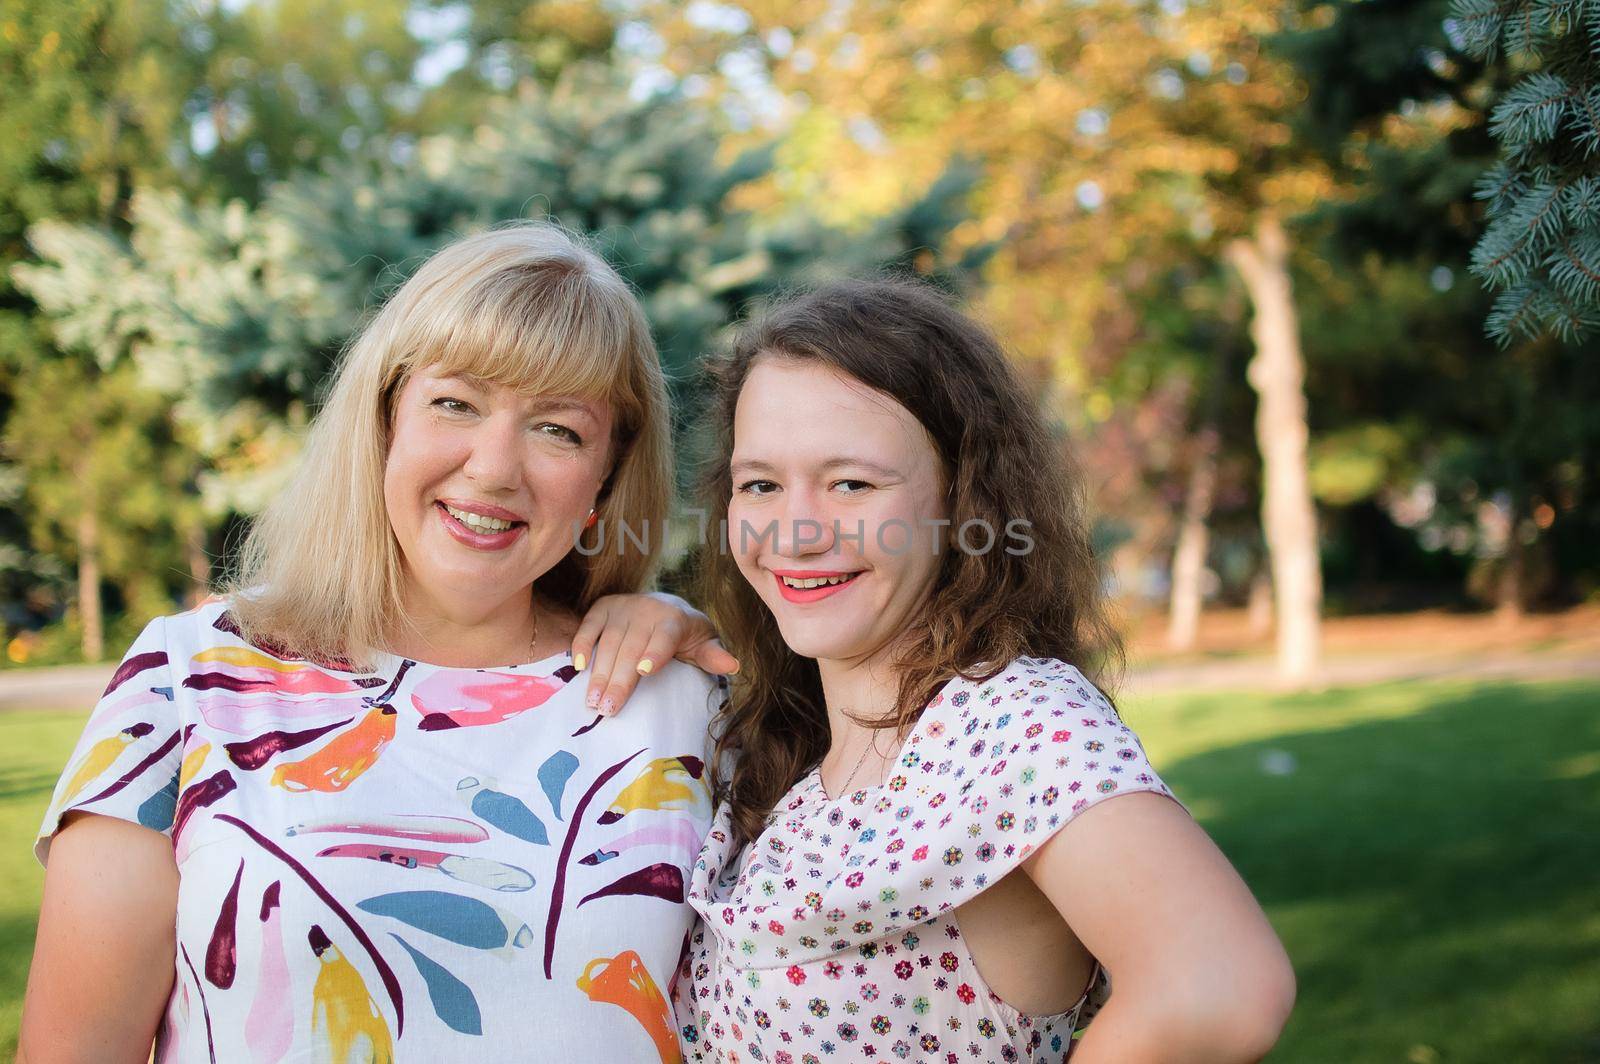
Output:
[389, 581, 543, 668]
[816, 646, 902, 745]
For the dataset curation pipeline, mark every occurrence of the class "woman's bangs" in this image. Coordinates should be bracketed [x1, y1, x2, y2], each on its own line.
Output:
[409, 269, 636, 410]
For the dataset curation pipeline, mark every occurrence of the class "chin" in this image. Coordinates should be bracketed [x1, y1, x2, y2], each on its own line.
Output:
[770, 623, 867, 663]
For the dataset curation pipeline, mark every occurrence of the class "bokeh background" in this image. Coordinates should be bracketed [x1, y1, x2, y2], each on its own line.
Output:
[1, 1, 1597, 1060]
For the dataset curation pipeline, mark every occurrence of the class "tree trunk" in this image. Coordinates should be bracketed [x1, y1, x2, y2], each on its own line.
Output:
[1226, 213, 1322, 685]
[1247, 566, 1274, 639]
[1495, 498, 1524, 627]
[77, 506, 104, 662]
[1166, 426, 1219, 652]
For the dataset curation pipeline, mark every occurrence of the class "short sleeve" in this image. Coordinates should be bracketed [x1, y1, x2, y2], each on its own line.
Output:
[856, 657, 1179, 929]
[870, 656, 1184, 902]
[705, 656, 1182, 967]
[34, 615, 186, 866]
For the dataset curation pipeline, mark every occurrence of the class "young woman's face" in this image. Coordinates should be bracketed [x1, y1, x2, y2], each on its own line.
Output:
[383, 364, 613, 623]
[728, 356, 948, 666]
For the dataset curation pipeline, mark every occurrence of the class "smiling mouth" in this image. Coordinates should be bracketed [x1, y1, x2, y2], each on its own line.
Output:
[777, 572, 861, 589]
[438, 502, 524, 534]
[771, 570, 864, 603]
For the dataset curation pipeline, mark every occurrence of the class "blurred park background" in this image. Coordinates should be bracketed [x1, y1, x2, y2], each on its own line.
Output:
[1, 0, 1597, 1060]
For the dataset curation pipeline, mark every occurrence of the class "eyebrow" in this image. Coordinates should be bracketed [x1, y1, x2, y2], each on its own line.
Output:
[434, 373, 599, 419]
[729, 457, 904, 479]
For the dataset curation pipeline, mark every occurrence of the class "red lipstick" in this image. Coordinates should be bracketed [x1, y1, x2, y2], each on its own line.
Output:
[770, 569, 863, 604]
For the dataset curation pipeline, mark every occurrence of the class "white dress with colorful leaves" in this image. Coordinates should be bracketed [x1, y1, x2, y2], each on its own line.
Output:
[36, 600, 719, 1063]
[674, 657, 1177, 1064]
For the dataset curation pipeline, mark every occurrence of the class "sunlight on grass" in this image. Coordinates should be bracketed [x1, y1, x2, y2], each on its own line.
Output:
[1124, 678, 1600, 1063]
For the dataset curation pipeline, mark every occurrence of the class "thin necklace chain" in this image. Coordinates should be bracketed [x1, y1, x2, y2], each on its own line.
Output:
[833, 729, 878, 796]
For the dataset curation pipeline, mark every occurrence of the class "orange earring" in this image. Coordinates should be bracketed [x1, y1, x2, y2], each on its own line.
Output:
[584, 508, 598, 529]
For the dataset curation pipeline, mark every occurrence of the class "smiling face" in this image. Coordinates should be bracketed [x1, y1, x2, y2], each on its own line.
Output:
[728, 356, 949, 667]
[383, 364, 614, 628]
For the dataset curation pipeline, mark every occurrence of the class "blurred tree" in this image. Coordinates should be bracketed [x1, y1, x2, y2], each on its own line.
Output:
[649, 0, 1333, 681]
[0, 0, 203, 654]
[1285, 0, 1600, 614]
[1450, 0, 1600, 343]
[2, 358, 203, 659]
[180, 0, 426, 203]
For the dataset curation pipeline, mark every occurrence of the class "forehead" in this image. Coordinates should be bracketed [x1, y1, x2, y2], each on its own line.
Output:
[733, 357, 933, 463]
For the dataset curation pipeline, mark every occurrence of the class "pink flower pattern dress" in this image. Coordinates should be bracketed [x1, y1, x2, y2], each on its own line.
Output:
[673, 656, 1178, 1063]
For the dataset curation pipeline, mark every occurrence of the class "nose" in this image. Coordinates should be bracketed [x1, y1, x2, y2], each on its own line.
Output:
[767, 486, 837, 558]
[460, 412, 522, 492]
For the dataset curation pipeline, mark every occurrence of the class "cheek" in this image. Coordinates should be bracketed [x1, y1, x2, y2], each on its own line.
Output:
[725, 500, 754, 564]
[381, 444, 421, 529]
[544, 449, 607, 499]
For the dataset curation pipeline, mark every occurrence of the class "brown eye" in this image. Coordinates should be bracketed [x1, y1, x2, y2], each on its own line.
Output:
[736, 480, 778, 495]
[538, 423, 583, 445]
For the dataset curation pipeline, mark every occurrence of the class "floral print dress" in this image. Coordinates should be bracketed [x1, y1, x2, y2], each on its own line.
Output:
[674, 656, 1177, 1064]
[36, 600, 721, 1063]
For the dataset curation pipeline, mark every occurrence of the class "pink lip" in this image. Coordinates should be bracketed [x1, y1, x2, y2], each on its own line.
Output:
[436, 501, 526, 551]
[437, 498, 525, 522]
[771, 570, 863, 604]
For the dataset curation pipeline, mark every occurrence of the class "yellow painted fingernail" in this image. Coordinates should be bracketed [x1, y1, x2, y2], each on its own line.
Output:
[573, 653, 586, 671]
[636, 659, 653, 675]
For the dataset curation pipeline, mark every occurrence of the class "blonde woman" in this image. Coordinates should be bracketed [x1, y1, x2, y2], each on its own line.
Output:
[22, 224, 732, 1063]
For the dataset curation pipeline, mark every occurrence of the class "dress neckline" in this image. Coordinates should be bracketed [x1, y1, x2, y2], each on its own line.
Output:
[803, 659, 1031, 803]
[807, 689, 946, 803]
[369, 648, 574, 674]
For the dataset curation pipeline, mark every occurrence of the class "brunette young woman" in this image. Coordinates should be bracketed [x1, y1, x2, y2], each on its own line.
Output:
[675, 278, 1295, 1063]
[23, 224, 734, 1063]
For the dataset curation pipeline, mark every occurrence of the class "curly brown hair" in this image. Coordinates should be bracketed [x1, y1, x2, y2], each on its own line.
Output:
[697, 276, 1124, 849]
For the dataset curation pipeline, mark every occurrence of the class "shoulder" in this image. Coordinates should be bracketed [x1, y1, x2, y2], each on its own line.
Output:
[603, 660, 724, 751]
[155, 598, 233, 645]
[907, 655, 1164, 815]
[918, 655, 1123, 738]
[634, 660, 725, 719]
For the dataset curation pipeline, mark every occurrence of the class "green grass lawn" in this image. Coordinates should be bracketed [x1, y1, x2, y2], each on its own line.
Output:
[2, 678, 1597, 1061]
[0, 710, 80, 1060]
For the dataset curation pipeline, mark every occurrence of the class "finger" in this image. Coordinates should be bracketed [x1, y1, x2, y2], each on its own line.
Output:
[597, 622, 667, 716]
[633, 625, 684, 681]
[684, 638, 740, 676]
[585, 621, 628, 712]
[570, 597, 616, 674]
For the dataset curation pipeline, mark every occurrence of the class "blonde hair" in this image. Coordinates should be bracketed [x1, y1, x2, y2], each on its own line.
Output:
[225, 223, 672, 667]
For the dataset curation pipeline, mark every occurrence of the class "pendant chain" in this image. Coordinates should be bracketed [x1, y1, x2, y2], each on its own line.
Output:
[834, 729, 877, 796]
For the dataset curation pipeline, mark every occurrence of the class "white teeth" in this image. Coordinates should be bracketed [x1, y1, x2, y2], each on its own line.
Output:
[780, 574, 857, 589]
[444, 504, 513, 532]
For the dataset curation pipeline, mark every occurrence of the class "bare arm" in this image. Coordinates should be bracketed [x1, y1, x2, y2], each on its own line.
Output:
[19, 811, 179, 1064]
[1023, 792, 1296, 1063]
